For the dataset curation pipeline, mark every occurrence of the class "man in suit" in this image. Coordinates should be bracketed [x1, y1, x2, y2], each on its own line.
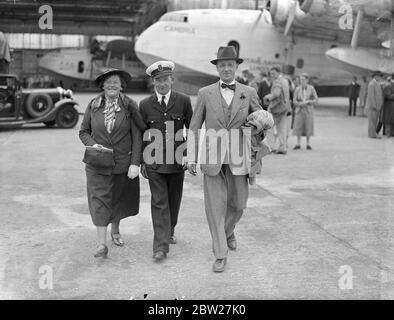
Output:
[347, 76, 360, 116]
[140, 61, 193, 261]
[187, 46, 272, 272]
[263, 66, 291, 155]
[365, 71, 383, 139]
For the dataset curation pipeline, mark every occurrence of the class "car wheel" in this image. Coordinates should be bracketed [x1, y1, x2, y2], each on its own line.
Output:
[55, 105, 79, 128]
[26, 93, 53, 118]
[43, 120, 56, 127]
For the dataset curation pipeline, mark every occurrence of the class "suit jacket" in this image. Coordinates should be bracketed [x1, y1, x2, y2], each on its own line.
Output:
[139, 90, 193, 173]
[365, 79, 384, 112]
[348, 82, 360, 98]
[79, 93, 143, 175]
[187, 81, 262, 176]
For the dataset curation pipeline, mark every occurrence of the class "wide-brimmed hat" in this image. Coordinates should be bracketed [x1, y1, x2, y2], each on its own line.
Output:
[94, 68, 132, 87]
[210, 46, 243, 65]
[372, 70, 383, 77]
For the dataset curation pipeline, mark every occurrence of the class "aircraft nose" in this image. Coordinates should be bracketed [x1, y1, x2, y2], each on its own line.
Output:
[135, 23, 161, 67]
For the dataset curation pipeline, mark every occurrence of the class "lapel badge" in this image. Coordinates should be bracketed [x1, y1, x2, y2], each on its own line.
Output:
[240, 93, 246, 100]
[158, 64, 163, 71]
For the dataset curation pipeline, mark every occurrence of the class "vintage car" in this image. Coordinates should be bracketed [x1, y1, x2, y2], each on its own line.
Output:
[0, 74, 79, 129]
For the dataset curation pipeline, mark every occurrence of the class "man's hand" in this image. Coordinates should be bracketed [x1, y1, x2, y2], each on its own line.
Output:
[127, 165, 139, 180]
[187, 163, 197, 176]
[140, 164, 148, 179]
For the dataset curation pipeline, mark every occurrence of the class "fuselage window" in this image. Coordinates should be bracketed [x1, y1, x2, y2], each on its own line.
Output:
[227, 41, 240, 57]
[297, 58, 304, 69]
[275, 53, 280, 59]
[330, 44, 337, 48]
[78, 61, 84, 73]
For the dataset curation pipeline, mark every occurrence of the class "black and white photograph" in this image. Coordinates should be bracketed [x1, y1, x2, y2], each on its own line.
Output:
[1, 0, 394, 306]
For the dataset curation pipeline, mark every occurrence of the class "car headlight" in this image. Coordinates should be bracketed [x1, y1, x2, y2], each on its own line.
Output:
[63, 89, 73, 99]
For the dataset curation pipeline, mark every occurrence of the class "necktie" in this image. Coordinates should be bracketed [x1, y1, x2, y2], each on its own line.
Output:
[161, 95, 166, 110]
[221, 83, 236, 91]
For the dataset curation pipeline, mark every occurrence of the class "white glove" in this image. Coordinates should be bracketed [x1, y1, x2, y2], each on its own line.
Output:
[127, 165, 139, 180]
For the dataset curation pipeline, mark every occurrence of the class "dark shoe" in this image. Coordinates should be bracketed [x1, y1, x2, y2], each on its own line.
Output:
[170, 227, 177, 244]
[212, 258, 227, 273]
[227, 237, 237, 250]
[94, 244, 108, 258]
[153, 251, 167, 261]
[111, 233, 124, 247]
[293, 145, 301, 150]
[306, 145, 312, 150]
[275, 150, 287, 155]
[170, 235, 177, 244]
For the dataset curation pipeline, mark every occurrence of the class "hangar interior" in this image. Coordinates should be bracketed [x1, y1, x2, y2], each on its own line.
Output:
[0, 0, 167, 90]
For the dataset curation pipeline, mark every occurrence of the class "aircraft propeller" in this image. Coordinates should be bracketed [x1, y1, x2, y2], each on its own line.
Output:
[284, 0, 297, 36]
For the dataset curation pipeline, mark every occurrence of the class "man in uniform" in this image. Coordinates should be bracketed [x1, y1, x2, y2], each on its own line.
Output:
[187, 46, 272, 272]
[140, 61, 193, 261]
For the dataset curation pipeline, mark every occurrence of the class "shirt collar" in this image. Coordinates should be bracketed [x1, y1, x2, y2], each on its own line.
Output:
[155, 90, 171, 103]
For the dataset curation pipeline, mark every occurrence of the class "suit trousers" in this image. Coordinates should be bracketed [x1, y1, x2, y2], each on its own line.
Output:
[203, 164, 248, 259]
[273, 112, 288, 152]
[147, 170, 184, 253]
[348, 98, 357, 116]
[368, 109, 379, 138]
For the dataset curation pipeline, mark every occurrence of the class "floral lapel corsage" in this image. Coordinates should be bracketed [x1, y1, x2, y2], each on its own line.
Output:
[240, 93, 246, 100]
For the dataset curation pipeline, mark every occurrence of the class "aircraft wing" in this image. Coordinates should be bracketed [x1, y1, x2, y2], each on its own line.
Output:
[270, 0, 391, 48]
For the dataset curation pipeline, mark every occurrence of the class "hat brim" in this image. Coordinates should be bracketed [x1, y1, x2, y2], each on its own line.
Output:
[95, 70, 132, 87]
[210, 57, 244, 65]
[151, 70, 173, 79]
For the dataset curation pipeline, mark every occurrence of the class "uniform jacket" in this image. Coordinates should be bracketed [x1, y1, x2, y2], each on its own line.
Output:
[139, 90, 193, 173]
[365, 79, 384, 112]
[187, 81, 263, 176]
[79, 92, 144, 175]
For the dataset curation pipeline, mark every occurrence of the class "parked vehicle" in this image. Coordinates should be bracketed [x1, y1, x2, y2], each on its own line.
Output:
[0, 74, 79, 129]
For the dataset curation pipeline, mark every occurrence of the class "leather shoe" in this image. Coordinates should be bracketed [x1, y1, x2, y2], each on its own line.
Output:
[170, 235, 177, 244]
[153, 251, 167, 261]
[170, 227, 177, 244]
[227, 238, 237, 250]
[212, 258, 227, 272]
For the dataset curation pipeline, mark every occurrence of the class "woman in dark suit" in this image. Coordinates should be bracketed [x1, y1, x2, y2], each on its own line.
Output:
[79, 69, 146, 258]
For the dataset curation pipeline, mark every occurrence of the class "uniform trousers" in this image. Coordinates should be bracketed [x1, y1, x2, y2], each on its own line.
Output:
[147, 170, 184, 253]
[203, 164, 248, 259]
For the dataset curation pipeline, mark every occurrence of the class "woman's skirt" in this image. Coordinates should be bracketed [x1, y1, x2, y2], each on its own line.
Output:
[293, 109, 314, 137]
[86, 168, 140, 226]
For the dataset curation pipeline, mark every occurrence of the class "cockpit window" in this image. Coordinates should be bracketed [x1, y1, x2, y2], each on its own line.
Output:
[160, 12, 189, 23]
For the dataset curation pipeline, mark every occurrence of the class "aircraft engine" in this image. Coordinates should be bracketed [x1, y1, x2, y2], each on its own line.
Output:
[269, 0, 293, 24]
[297, 0, 326, 15]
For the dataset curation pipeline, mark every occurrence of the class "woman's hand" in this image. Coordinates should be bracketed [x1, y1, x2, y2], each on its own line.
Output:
[127, 165, 139, 179]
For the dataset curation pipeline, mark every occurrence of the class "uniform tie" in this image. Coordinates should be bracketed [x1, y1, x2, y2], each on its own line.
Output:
[161, 95, 166, 110]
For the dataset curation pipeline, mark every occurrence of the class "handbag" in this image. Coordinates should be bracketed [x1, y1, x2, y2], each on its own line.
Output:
[83, 146, 115, 168]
